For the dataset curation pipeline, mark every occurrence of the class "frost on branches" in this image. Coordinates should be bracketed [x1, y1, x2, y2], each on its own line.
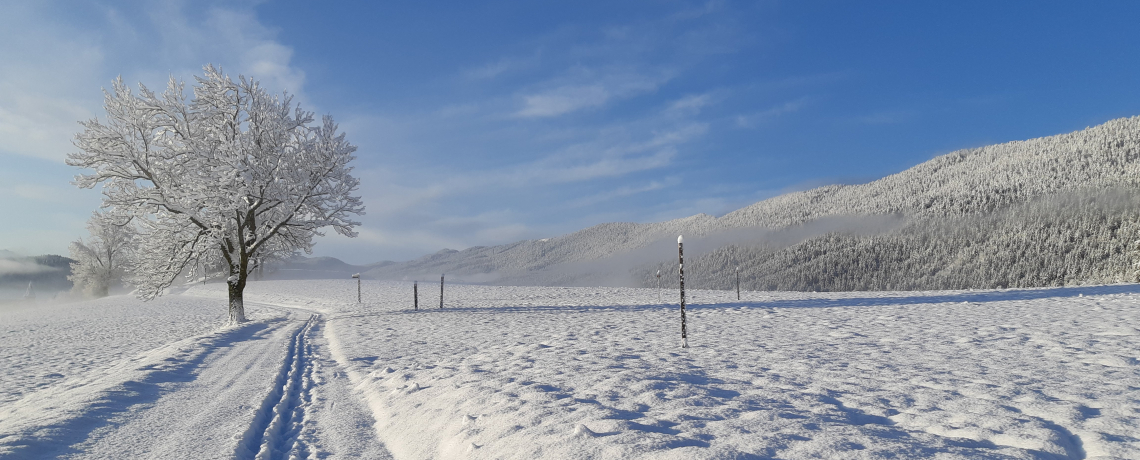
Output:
[68, 211, 135, 298]
[68, 65, 364, 323]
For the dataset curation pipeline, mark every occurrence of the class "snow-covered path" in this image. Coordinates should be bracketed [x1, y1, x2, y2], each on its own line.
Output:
[0, 297, 391, 460]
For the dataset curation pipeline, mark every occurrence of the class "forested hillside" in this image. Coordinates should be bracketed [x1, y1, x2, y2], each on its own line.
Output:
[0, 254, 74, 300]
[367, 116, 1140, 291]
[647, 189, 1140, 291]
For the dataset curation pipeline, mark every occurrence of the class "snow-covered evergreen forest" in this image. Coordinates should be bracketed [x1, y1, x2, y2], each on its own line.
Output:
[365, 116, 1140, 290]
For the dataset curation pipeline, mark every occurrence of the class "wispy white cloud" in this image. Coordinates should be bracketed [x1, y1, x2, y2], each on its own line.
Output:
[0, 0, 307, 163]
[567, 179, 677, 208]
[495, 122, 708, 186]
[515, 70, 666, 118]
[463, 54, 540, 80]
[517, 84, 611, 117]
[669, 93, 715, 114]
[200, 7, 307, 98]
[735, 97, 811, 128]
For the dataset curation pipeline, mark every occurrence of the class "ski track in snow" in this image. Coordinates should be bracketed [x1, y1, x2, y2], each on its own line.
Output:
[239, 312, 318, 460]
[3, 280, 1140, 459]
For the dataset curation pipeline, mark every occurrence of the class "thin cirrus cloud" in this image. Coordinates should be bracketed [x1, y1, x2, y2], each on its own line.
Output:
[516, 85, 611, 117]
[468, 122, 708, 188]
[515, 70, 668, 118]
[734, 97, 812, 128]
[567, 179, 677, 208]
[463, 54, 541, 81]
[668, 93, 716, 114]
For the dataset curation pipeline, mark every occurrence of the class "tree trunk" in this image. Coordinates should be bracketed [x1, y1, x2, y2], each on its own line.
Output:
[228, 272, 248, 324]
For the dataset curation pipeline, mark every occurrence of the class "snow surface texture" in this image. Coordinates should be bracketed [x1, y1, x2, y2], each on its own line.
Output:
[2, 280, 1139, 459]
[0, 296, 222, 405]
[226, 280, 1140, 459]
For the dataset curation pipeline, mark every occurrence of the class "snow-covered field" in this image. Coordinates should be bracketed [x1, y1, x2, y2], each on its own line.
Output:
[2, 280, 1138, 459]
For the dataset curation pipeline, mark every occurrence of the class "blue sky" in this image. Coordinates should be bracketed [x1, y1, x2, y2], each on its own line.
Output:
[3, 1, 1140, 264]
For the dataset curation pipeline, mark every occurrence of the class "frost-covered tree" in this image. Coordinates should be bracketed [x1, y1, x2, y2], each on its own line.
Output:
[68, 65, 364, 323]
[68, 211, 135, 298]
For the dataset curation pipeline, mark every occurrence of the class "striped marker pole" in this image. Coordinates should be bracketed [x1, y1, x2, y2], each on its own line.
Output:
[678, 235, 688, 348]
[414, 281, 418, 310]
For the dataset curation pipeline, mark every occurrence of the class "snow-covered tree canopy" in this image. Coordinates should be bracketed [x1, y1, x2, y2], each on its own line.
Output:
[68, 211, 135, 298]
[68, 65, 364, 321]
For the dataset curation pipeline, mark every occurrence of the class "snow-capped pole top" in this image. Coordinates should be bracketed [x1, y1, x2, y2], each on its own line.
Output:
[678, 235, 684, 244]
[351, 273, 360, 279]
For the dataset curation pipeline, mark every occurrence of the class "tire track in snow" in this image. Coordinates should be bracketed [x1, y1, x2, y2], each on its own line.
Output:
[238, 313, 318, 460]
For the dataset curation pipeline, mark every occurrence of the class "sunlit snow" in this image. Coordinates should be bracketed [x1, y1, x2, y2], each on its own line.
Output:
[2, 280, 1138, 459]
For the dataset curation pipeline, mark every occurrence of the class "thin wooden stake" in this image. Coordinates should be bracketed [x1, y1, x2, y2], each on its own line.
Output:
[656, 270, 661, 303]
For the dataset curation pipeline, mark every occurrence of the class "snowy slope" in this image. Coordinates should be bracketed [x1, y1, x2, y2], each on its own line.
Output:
[364, 116, 1140, 290]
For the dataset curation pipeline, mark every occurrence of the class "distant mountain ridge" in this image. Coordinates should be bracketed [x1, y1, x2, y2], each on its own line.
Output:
[263, 256, 389, 280]
[357, 116, 1140, 290]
